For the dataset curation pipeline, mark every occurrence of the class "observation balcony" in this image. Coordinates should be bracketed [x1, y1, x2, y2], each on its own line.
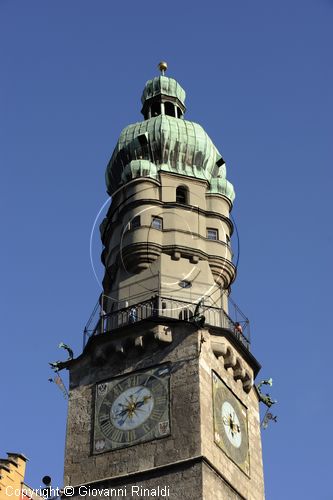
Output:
[83, 295, 250, 351]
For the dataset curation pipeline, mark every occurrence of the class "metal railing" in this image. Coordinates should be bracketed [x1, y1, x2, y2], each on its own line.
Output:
[83, 296, 250, 351]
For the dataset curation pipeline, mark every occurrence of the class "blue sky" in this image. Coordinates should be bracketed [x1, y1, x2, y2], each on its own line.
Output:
[1, 1, 332, 498]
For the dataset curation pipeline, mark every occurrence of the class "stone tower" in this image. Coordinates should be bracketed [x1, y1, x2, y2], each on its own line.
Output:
[63, 65, 265, 500]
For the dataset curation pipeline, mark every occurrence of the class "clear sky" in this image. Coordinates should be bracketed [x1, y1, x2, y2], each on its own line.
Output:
[1, 1, 332, 499]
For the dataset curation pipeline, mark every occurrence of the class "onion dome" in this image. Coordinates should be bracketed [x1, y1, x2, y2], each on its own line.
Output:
[208, 177, 235, 202]
[120, 159, 158, 184]
[141, 76, 186, 115]
[105, 71, 235, 203]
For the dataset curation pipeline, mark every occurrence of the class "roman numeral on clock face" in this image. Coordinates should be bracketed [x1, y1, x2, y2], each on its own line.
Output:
[154, 395, 166, 405]
[99, 416, 109, 426]
[150, 408, 163, 421]
[112, 384, 122, 397]
[110, 429, 124, 442]
[128, 375, 139, 387]
[126, 430, 136, 442]
[100, 421, 113, 437]
[143, 423, 152, 433]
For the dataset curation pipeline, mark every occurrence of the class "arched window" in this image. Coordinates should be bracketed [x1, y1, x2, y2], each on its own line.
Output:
[151, 102, 161, 117]
[164, 102, 175, 117]
[176, 186, 188, 204]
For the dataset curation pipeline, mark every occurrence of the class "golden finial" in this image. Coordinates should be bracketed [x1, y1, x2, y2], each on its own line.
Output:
[158, 61, 168, 76]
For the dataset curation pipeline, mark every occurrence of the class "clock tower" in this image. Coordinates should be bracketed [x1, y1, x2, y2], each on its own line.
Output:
[62, 64, 265, 500]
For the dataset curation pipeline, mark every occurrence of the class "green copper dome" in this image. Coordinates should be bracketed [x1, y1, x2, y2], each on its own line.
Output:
[106, 75, 235, 203]
[208, 177, 235, 201]
[121, 159, 158, 184]
[141, 76, 186, 108]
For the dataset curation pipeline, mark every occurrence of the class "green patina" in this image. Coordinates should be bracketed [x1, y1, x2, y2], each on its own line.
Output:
[106, 76, 235, 203]
[208, 177, 235, 202]
[121, 159, 159, 184]
[141, 76, 186, 107]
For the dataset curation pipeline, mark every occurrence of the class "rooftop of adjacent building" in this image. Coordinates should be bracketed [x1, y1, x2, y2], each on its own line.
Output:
[0, 452, 43, 500]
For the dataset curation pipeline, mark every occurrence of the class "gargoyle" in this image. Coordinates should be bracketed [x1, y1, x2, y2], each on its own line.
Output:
[256, 378, 277, 408]
[58, 342, 74, 360]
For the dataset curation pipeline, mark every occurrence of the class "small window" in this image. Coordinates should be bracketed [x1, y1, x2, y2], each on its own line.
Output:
[165, 101, 175, 117]
[152, 216, 163, 230]
[151, 102, 160, 117]
[207, 228, 218, 240]
[226, 234, 230, 246]
[131, 216, 140, 229]
[176, 186, 188, 204]
[179, 280, 192, 288]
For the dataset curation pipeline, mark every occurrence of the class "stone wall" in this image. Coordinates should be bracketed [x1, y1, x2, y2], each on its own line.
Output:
[64, 461, 202, 500]
[199, 329, 265, 499]
[64, 323, 264, 499]
[64, 323, 202, 487]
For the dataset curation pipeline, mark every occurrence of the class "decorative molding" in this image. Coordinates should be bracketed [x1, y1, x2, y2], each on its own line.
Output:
[211, 340, 253, 393]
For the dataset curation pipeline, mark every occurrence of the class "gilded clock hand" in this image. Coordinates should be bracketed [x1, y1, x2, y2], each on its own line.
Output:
[116, 399, 140, 423]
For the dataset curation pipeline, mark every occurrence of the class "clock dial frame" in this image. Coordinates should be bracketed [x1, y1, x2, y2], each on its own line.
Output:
[212, 371, 250, 474]
[93, 364, 170, 453]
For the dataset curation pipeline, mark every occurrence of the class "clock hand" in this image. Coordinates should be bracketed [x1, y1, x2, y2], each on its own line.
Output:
[117, 411, 131, 426]
[115, 396, 144, 418]
[135, 395, 152, 408]
[222, 416, 233, 427]
[133, 387, 144, 395]
[115, 408, 128, 417]
[230, 412, 240, 432]
[230, 423, 240, 434]
[223, 415, 241, 433]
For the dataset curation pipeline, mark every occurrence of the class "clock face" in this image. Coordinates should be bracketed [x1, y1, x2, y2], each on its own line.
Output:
[221, 401, 242, 448]
[93, 365, 170, 453]
[212, 372, 249, 474]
